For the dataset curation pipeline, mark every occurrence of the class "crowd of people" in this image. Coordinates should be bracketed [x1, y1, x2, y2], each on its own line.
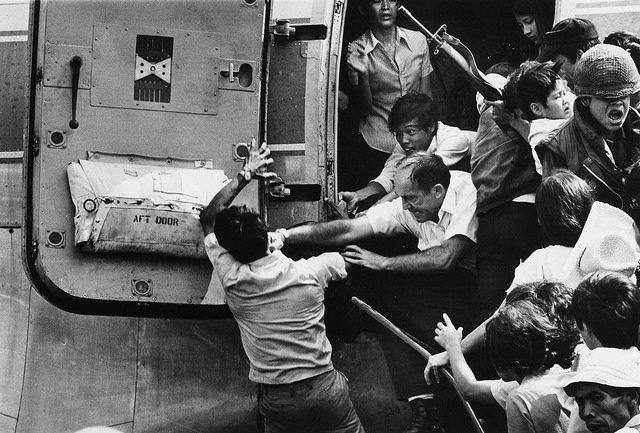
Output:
[197, 1, 640, 433]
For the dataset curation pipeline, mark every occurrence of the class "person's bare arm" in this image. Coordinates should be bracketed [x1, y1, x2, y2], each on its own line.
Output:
[425, 299, 505, 384]
[339, 182, 387, 214]
[343, 235, 473, 272]
[434, 313, 495, 404]
[200, 140, 274, 236]
[278, 215, 375, 247]
[342, 235, 472, 273]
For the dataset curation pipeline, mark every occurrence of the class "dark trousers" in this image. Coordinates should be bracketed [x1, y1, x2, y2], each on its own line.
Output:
[259, 369, 365, 433]
[356, 265, 478, 399]
[475, 201, 542, 324]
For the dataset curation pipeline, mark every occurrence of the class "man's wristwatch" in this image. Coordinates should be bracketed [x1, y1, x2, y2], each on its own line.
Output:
[239, 169, 252, 182]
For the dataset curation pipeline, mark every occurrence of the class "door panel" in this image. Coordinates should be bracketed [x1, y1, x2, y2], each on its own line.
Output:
[26, 0, 266, 315]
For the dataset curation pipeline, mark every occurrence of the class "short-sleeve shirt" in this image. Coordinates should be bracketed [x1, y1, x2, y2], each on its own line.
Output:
[352, 26, 433, 153]
[204, 233, 347, 385]
[508, 245, 573, 292]
[490, 379, 520, 410]
[506, 365, 575, 433]
[366, 171, 478, 271]
[372, 122, 475, 192]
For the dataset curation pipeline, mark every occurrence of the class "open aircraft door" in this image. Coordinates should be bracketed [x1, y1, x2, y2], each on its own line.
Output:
[24, 0, 348, 317]
[24, 0, 269, 316]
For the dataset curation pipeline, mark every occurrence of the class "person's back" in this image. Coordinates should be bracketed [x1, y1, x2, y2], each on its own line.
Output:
[213, 246, 345, 383]
[471, 67, 542, 322]
[200, 140, 364, 433]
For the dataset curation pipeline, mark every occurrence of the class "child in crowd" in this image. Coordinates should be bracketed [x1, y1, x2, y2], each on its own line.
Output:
[505, 61, 574, 174]
[571, 271, 640, 351]
[338, 93, 474, 214]
[432, 282, 579, 413]
[486, 299, 579, 433]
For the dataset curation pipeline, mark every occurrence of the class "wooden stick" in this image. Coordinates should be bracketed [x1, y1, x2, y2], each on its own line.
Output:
[351, 296, 485, 433]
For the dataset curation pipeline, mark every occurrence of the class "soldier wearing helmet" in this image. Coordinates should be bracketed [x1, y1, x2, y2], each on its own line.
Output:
[538, 44, 640, 213]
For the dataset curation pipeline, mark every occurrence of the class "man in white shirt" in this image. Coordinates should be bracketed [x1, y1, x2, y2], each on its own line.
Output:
[274, 152, 479, 433]
[339, 93, 474, 215]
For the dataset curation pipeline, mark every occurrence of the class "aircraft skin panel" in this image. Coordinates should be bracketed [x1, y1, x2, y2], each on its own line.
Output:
[0, 229, 29, 421]
[16, 292, 137, 433]
[132, 319, 256, 433]
[0, 414, 16, 433]
[0, 163, 21, 227]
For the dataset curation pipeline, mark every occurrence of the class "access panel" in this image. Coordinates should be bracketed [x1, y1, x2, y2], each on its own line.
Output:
[25, 0, 266, 316]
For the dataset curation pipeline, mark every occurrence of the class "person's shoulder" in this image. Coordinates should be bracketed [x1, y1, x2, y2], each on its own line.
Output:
[450, 170, 475, 189]
[398, 26, 427, 47]
[538, 116, 575, 152]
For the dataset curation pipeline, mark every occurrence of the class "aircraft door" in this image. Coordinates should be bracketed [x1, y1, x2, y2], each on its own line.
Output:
[25, 0, 266, 316]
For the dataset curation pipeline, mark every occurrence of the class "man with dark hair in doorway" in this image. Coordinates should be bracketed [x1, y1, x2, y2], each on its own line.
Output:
[273, 152, 479, 433]
[199, 140, 365, 433]
[344, 0, 433, 189]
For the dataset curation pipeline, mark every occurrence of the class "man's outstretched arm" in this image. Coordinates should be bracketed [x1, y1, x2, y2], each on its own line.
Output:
[276, 215, 375, 248]
[200, 139, 274, 236]
[341, 234, 473, 273]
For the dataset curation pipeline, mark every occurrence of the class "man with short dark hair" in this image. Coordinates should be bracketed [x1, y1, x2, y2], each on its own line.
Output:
[339, 93, 474, 214]
[200, 140, 364, 433]
[536, 18, 600, 89]
[274, 152, 479, 433]
[571, 271, 640, 350]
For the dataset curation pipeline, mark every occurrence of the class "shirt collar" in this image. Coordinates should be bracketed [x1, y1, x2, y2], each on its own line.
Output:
[438, 178, 457, 221]
[362, 26, 411, 55]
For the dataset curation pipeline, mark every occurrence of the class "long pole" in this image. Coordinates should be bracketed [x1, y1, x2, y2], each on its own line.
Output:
[351, 296, 485, 433]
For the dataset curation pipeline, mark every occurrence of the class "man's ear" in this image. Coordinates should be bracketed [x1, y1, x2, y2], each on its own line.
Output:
[432, 183, 445, 198]
[530, 102, 544, 118]
[580, 96, 591, 107]
[622, 389, 640, 412]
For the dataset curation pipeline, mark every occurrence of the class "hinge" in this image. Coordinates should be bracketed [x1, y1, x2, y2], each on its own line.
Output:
[326, 158, 334, 176]
[35, 67, 43, 83]
[335, 0, 344, 14]
[31, 136, 40, 156]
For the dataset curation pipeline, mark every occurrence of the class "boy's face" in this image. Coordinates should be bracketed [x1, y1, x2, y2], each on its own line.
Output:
[362, 0, 398, 30]
[574, 383, 635, 433]
[394, 118, 434, 153]
[584, 95, 631, 133]
[532, 79, 573, 120]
